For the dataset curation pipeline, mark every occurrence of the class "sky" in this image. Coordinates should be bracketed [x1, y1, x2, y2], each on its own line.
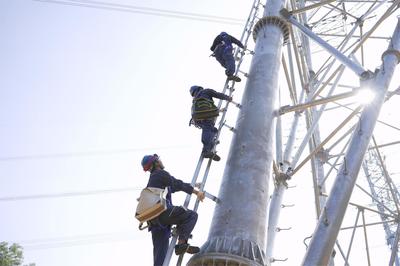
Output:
[0, 1, 249, 265]
[1, 1, 400, 266]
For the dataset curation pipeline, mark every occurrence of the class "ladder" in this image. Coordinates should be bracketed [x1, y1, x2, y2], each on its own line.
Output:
[161, 1, 264, 265]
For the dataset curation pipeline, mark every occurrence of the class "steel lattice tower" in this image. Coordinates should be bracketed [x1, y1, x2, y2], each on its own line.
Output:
[172, 0, 400, 265]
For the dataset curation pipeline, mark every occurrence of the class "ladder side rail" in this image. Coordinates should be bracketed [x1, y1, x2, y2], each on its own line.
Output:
[163, 2, 263, 266]
[162, 155, 204, 266]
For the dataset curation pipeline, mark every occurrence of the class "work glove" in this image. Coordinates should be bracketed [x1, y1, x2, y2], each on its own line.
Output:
[196, 191, 205, 202]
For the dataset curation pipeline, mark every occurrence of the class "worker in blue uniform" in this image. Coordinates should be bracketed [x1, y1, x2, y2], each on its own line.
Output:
[141, 154, 205, 266]
[210, 32, 245, 82]
[189, 86, 232, 161]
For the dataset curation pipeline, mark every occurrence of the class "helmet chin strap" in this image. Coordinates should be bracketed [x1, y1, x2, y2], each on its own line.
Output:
[152, 160, 164, 171]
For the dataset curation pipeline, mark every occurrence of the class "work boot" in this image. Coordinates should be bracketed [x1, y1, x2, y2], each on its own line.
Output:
[175, 243, 200, 255]
[227, 75, 241, 82]
[202, 151, 221, 161]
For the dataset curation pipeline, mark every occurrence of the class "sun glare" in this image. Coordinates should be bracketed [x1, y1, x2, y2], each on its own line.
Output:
[355, 88, 375, 105]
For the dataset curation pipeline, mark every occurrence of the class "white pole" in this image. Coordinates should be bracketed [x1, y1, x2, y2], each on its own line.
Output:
[188, 0, 289, 264]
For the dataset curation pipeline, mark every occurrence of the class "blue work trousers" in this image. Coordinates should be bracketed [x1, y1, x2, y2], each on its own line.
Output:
[151, 226, 170, 266]
[196, 119, 218, 153]
[214, 45, 235, 76]
[151, 206, 198, 266]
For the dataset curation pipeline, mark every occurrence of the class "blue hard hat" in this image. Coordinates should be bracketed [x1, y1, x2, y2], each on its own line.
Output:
[141, 154, 159, 171]
[190, 86, 203, 97]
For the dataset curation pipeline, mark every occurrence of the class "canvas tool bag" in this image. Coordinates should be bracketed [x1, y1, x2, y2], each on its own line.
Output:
[135, 187, 168, 227]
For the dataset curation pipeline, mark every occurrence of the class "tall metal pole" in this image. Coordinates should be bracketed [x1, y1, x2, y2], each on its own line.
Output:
[265, 40, 305, 261]
[302, 18, 400, 266]
[187, 0, 289, 265]
[266, 109, 300, 261]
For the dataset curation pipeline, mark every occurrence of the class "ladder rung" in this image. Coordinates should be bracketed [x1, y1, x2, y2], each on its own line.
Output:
[223, 123, 236, 132]
[204, 191, 220, 203]
[230, 100, 242, 108]
[238, 69, 249, 77]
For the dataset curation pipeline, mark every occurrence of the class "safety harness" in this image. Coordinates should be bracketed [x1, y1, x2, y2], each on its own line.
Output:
[191, 97, 219, 120]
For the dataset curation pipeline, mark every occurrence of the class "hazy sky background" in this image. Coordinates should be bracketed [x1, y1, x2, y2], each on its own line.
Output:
[1, 1, 400, 266]
[0, 1, 249, 265]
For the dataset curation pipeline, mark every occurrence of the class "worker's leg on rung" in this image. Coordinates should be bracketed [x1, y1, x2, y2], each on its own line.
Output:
[199, 121, 218, 153]
[214, 46, 226, 68]
[222, 51, 236, 77]
[151, 227, 170, 266]
[158, 206, 198, 242]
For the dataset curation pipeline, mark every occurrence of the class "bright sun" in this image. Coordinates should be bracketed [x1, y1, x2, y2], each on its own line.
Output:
[355, 89, 376, 105]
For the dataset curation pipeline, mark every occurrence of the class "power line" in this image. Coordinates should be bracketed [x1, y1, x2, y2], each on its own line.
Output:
[17, 231, 134, 244]
[33, 0, 245, 25]
[0, 187, 141, 202]
[14, 231, 138, 250]
[22, 237, 134, 250]
[0, 145, 189, 161]
[69, 0, 243, 22]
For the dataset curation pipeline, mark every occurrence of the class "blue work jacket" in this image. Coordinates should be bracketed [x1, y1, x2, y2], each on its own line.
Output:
[147, 169, 193, 208]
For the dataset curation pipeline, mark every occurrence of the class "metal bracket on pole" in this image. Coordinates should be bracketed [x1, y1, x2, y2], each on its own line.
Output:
[286, 167, 293, 178]
[204, 191, 220, 204]
[322, 207, 329, 226]
[238, 69, 249, 77]
[276, 227, 292, 232]
[271, 257, 289, 262]
[230, 100, 242, 108]
[343, 157, 348, 175]
[245, 48, 255, 55]
[280, 8, 371, 78]
[277, 171, 291, 182]
[223, 122, 236, 132]
[382, 49, 400, 63]
[273, 161, 292, 183]
[316, 148, 330, 163]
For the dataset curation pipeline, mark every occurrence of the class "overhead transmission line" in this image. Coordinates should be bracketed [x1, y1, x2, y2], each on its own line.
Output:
[0, 145, 189, 161]
[33, 0, 245, 25]
[0, 187, 141, 202]
[16, 231, 139, 250]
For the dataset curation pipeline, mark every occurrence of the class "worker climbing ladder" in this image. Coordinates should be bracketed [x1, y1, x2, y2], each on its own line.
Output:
[161, 1, 264, 265]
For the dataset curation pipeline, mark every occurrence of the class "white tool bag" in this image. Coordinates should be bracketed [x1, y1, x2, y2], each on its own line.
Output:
[135, 187, 168, 224]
